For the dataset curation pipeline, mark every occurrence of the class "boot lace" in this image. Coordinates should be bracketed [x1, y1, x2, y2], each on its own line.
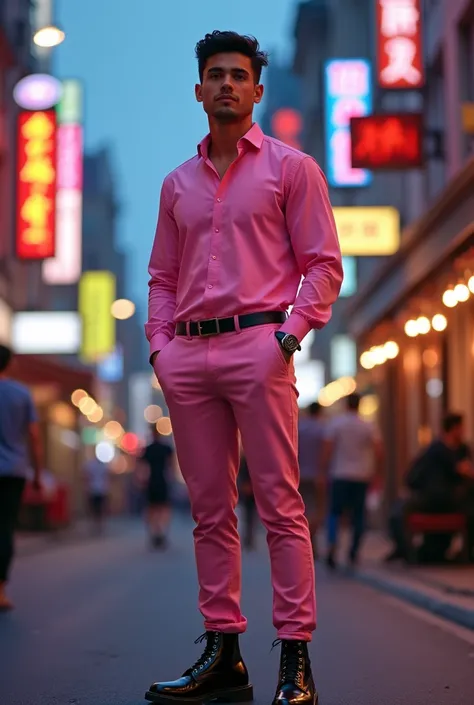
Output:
[271, 639, 306, 690]
[187, 632, 220, 675]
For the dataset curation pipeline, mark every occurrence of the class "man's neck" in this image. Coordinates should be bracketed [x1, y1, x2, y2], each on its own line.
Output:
[208, 117, 253, 160]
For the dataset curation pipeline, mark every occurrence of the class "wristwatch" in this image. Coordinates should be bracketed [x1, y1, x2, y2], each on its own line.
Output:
[275, 331, 301, 355]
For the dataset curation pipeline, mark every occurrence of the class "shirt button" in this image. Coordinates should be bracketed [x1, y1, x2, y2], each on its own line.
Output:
[215, 228, 219, 233]
[211, 255, 217, 260]
[208, 285, 213, 289]
[217, 198, 222, 203]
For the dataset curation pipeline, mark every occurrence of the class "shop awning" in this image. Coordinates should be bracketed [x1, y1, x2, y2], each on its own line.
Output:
[11, 355, 96, 399]
[346, 156, 474, 340]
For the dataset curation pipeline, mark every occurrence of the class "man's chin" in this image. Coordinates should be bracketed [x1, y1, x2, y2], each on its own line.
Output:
[212, 107, 240, 123]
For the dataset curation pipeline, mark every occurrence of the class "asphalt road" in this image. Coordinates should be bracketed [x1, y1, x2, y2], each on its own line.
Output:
[1, 514, 473, 705]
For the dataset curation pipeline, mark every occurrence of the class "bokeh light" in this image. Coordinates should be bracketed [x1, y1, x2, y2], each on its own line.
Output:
[156, 416, 173, 436]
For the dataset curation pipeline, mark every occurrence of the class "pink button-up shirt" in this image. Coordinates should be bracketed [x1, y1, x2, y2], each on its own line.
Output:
[146, 123, 343, 356]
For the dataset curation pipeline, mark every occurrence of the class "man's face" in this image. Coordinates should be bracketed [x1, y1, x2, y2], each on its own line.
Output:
[195, 52, 264, 123]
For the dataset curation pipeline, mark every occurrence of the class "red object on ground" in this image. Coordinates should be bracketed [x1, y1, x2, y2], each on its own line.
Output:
[22, 482, 70, 528]
[45, 485, 70, 527]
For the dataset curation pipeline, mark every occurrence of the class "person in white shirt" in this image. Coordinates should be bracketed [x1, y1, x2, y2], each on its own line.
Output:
[321, 393, 383, 569]
[84, 456, 110, 535]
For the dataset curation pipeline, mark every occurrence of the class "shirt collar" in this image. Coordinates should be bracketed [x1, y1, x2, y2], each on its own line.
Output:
[197, 122, 264, 160]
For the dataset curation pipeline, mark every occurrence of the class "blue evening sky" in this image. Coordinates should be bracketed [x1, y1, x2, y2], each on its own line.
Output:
[54, 0, 299, 321]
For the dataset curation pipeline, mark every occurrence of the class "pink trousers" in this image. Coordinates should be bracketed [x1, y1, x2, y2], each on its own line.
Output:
[155, 322, 316, 641]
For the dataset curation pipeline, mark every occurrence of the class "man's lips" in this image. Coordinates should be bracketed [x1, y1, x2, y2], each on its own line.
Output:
[216, 95, 238, 102]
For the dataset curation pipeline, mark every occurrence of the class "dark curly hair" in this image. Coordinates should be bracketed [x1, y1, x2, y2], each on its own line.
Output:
[195, 30, 269, 83]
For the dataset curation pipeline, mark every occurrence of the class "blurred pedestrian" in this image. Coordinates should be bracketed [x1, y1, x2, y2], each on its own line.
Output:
[238, 445, 257, 550]
[83, 454, 110, 536]
[0, 345, 42, 611]
[322, 393, 383, 570]
[145, 30, 342, 705]
[386, 413, 474, 563]
[137, 424, 175, 549]
[298, 402, 325, 559]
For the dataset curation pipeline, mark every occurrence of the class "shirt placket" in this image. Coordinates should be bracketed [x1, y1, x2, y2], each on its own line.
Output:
[202, 156, 240, 317]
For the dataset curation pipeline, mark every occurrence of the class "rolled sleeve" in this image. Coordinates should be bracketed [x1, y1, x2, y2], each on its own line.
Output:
[284, 157, 343, 342]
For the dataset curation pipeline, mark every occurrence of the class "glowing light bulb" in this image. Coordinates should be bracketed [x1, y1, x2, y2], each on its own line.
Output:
[360, 352, 374, 370]
[442, 289, 458, 308]
[416, 316, 431, 335]
[454, 283, 470, 302]
[404, 320, 418, 337]
[384, 341, 399, 359]
[432, 314, 447, 332]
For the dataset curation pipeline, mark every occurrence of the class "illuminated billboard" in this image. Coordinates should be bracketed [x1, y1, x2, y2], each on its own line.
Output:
[350, 113, 423, 170]
[79, 271, 116, 363]
[324, 59, 372, 188]
[12, 311, 81, 354]
[333, 206, 400, 256]
[16, 110, 57, 260]
[376, 0, 424, 90]
[43, 80, 83, 284]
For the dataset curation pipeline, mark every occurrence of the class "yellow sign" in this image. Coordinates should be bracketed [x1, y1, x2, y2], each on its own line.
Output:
[79, 271, 116, 363]
[333, 206, 400, 256]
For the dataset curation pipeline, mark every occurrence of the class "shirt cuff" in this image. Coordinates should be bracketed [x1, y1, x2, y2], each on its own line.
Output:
[149, 332, 173, 364]
[281, 312, 313, 343]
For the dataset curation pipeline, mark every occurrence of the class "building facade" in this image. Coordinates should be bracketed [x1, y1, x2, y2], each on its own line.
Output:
[291, 0, 425, 385]
[349, 0, 474, 505]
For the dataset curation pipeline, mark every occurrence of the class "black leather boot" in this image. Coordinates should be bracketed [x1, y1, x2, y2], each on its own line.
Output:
[145, 631, 253, 704]
[271, 640, 318, 705]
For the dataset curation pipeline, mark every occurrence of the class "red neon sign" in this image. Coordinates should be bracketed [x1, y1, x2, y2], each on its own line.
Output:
[376, 0, 424, 90]
[16, 110, 57, 260]
[350, 114, 424, 169]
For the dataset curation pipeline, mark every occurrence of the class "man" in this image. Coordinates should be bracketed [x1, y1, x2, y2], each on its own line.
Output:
[298, 403, 325, 559]
[83, 453, 110, 536]
[387, 413, 474, 563]
[137, 424, 175, 549]
[0, 345, 42, 610]
[322, 393, 383, 569]
[144, 31, 342, 705]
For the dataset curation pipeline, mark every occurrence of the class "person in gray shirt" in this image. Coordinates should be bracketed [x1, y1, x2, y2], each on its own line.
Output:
[0, 345, 42, 610]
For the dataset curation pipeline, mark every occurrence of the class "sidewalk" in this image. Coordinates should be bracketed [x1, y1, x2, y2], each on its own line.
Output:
[348, 531, 474, 630]
[16, 515, 139, 557]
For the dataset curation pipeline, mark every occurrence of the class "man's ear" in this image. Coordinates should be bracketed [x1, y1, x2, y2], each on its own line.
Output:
[254, 83, 264, 104]
[195, 83, 203, 102]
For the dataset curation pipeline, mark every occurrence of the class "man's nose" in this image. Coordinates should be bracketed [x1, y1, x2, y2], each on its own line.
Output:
[221, 78, 234, 91]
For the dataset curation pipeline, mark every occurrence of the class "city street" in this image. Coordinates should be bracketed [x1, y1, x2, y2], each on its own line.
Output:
[1, 516, 473, 705]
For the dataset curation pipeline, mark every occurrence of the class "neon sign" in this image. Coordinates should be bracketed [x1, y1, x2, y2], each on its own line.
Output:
[324, 59, 372, 188]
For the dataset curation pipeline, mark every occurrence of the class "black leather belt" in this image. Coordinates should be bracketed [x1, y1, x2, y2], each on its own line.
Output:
[176, 311, 286, 337]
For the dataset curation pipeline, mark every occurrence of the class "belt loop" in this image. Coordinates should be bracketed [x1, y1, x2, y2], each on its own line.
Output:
[186, 321, 192, 340]
[233, 314, 241, 334]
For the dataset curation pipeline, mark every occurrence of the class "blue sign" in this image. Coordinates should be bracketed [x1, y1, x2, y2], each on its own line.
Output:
[324, 59, 372, 188]
[340, 257, 357, 298]
[98, 345, 124, 383]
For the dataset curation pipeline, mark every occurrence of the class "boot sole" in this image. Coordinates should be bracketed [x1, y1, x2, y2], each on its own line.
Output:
[145, 684, 254, 705]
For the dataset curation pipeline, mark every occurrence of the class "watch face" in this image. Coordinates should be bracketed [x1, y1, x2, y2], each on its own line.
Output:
[283, 335, 299, 353]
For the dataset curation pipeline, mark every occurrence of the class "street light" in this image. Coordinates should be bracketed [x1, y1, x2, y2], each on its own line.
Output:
[33, 25, 66, 48]
[111, 298, 136, 320]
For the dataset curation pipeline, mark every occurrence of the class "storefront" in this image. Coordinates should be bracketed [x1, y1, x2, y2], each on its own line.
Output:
[11, 354, 97, 518]
[348, 156, 474, 507]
